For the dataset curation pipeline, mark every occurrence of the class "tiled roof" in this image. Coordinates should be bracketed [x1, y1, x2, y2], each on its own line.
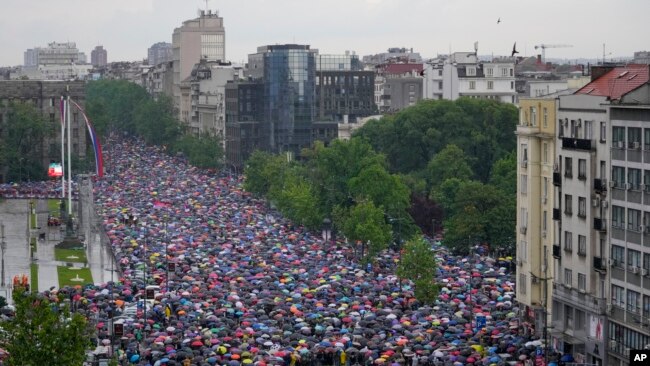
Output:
[382, 63, 423, 75]
[575, 64, 649, 100]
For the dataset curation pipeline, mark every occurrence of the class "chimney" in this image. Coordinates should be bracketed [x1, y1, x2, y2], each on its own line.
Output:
[537, 55, 542, 64]
[590, 65, 617, 81]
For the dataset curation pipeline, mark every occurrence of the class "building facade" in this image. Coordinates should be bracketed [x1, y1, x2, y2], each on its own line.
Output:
[0, 81, 87, 182]
[516, 94, 563, 342]
[225, 80, 263, 168]
[172, 10, 226, 122]
[375, 63, 423, 113]
[148, 42, 173, 66]
[91, 46, 108, 67]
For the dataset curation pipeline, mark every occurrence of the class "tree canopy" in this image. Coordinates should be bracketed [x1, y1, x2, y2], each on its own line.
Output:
[397, 236, 440, 304]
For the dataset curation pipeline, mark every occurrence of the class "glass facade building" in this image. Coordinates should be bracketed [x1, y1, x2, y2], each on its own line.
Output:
[248, 44, 317, 155]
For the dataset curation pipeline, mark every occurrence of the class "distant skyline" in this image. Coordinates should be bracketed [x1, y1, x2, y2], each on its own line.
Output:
[1, 0, 649, 66]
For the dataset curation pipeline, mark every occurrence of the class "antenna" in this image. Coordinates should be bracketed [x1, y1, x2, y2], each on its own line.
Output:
[204, 0, 209, 11]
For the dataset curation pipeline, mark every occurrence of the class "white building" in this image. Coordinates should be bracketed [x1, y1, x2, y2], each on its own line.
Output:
[423, 52, 517, 104]
[527, 80, 569, 98]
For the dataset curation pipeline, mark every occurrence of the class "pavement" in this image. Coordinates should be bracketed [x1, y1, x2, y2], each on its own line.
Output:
[0, 181, 117, 300]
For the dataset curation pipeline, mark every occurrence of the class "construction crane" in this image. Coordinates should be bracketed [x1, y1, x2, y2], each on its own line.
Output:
[534, 44, 573, 63]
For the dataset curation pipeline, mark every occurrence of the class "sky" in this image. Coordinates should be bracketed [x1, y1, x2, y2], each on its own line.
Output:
[1, 0, 649, 66]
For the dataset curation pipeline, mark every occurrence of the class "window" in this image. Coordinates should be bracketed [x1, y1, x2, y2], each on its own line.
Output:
[645, 128, 650, 150]
[565, 304, 573, 329]
[543, 143, 548, 163]
[578, 197, 586, 218]
[628, 168, 642, 190]
[520, 208, 528, 229]
[564, 157, 572, 178]
[578, 273, 586, 291]
[510, 68, 514, 76]
[520, 174, 528, 195]
[628, 127, 642, 148]
[521, 240, 528, 261]
[578, 159, 586, 179]
[612, 166, 625, 188]
[564, 268, 572, 286]
[469, 81, 476, 90]
[543, 210, 547, 231]
[644, 253, 650, 271]
[543, 177, 548, 200]
[438, 70, 442, 76]
[501, 68, 508, 76]
[628, 249, 641, 268]
[467, 67, 476, 76]
[628, 290, 640, 313]
[578, 235, 586, 255]
[611, 245, 625, 266]
[600, 122, 607, 142]
[628, 209, 641, 231]
[559, 119, 565, 137]
[438, 81, 443, 90]
[511, 81, 514, 90]
[543, 107, 548, 127]
[613, 126, 625, 147]
[519, 273, 526, 295]
[486, 68, 493, 76]
[487, 81, 494, 90]
[584, 120, 593, 139]
[612, 206, 625, 228]
[564, 231, 573, 251]
[611, 285, 624, 307]
[644, 295, 650, 318]
[49, 113, 55, 122]
[521, 144, 528, 163]
[565, 195, 573, 215]
[530, 107, 537, 126]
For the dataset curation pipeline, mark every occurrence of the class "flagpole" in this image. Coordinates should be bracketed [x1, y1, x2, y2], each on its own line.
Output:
[61, 96, 65, 199]
[67, 95, 72, 215]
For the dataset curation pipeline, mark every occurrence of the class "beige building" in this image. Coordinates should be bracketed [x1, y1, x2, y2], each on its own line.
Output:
[172, 10, 225, 123]
[516, 92, 569, 338]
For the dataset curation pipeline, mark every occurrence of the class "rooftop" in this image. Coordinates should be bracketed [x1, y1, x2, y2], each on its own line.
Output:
[380, 63, 423, 75]
[575, 64, 649, 100]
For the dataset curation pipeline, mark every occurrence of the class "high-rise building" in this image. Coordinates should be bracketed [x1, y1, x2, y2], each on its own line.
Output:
[147, 42, 173, 66]
[247, 44, 317, 155]
[172, 10, 225, 122]
[24, 49, 39, 68]
[91, 46, 107, 67]
[548, 64, 650, 366]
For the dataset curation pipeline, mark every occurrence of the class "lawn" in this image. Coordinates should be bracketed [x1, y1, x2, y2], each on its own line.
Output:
[30, 263, 39, 292]
[30, 237, 37, 254]
[57, 266, 93, 287]
[48, 199, 61, 217]
[54, 248, 87, 263]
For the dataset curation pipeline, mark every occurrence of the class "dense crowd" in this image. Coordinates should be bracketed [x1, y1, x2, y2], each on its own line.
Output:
[35, 137, 558, 366]
[0, 180, 77, 199]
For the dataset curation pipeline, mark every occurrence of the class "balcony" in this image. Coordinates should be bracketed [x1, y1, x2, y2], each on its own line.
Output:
[594, 256, 607, 272]
[594, 218, 607, 232]
[594, 178, 607, 193]
[562, 137, 593, 151]
[553, 244, 561, 259]
[553, 172, 561, 187]
[553, 208, 561, 221]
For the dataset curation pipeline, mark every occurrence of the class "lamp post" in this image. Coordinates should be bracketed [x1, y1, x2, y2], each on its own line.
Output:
[1, 223, 6, 288]
[322, 218, 332, 243]
[164, 215, 169, 293]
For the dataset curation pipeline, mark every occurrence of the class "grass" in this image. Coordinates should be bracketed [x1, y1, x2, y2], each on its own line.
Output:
[48, 199, 61, 217]
[30, 237, 37, 254]
[30, 263, 39, 292]
[54, 248, 87, 263]
[57, 266, 93, 288]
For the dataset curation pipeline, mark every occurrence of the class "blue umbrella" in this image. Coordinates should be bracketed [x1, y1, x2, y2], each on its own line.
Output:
[130, 354, 140, 363]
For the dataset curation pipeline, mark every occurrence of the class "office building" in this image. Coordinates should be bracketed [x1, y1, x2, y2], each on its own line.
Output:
[91, 46, 108, 67]
[375, 63, 423, 113]
[148, 42, 173, 66]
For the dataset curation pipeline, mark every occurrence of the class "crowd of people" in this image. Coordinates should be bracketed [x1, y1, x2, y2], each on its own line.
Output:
[0, 180, 77, 199]
[5, 137, 560, 365]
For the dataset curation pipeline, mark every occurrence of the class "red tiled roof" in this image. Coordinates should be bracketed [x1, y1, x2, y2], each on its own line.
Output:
[382, 63, 423, 75]
[575, 64, 649, 100]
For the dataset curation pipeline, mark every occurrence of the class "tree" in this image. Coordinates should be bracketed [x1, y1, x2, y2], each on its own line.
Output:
[0, 288, 92, 366]
[397, 237, 440, 304]
[426, 144, 473, 189]
[489, 151, 517, 195]
[274, 168, 323, 229]
[335, 200, 392, 260]
[243, 150, 289, 197]
[172, 135, 223, 169]
[134, 96, 181, 146]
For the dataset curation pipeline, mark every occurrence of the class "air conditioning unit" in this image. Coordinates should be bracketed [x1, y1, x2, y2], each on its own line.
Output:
[610, 340, 617, 349]
[618, 141, 625, 148]
[520, 226, 527, 234]
[592, 198, 600, 207]
[643, 269, 649, 277]
[602, 201, 608, 208]
[634, 142, 641, 149]
[626, 183, 633, 190]
[640, 225, 645, 232]
[633, 266, 640, 274]
[542, 197, 547, 204]
[609, 180, 617, 188]
[611, 259, 618, 267]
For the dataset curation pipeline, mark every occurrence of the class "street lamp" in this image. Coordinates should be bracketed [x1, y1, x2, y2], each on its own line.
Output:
[322, 218, 332, 243]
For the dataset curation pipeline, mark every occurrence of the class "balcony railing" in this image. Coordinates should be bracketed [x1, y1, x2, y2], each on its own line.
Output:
[594, 178, 607, 192]
[562, 137, 593, 151]
[594, 218, 607, 232]
[594, 256, 607, 272]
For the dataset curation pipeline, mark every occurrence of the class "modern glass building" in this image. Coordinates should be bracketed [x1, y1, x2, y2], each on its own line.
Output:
[248, 44, 317, 155]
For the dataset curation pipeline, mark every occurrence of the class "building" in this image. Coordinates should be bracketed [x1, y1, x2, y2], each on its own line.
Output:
[148, 42, 173, 66]
[526, 80, 569, 98]
[550, 64, 650, 366]
[91, 46, 108, 67]
[10, 64, 93, 81]
[0, 80, 87, 182]
[375, 63, 423, 113]
[423, 52, 517, 104]
[633, 51, 650, 65]
[225, 80, 263, 168]
[316, 53, 376, 122]
[34, 42, 83, 66]
[142, 61, 174, 100]
[362, 47, 422, 66]
[172, 10, 226, 122]
[516, 91, 571, 344]
[247, 44, 317, 156]
[188, 59, 243, 140]
[24, 49, 39, 68]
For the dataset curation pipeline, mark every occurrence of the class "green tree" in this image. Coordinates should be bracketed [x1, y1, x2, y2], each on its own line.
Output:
[335, 200, 392, 260]
[134, 96, 181, 146]
[397, 236, 440, 304]
[243, 150, 290, 197]
[1, 288, 92, 366]
[172, 135, 223, 169]
[489, 151, 517, 195]
[274, 167, 323, 229]
[426, 144, 473, 189]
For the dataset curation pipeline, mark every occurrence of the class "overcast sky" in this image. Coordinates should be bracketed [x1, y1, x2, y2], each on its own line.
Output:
[1, 0, 648, 66]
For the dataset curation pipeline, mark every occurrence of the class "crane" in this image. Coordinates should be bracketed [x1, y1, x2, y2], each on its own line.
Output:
[534, 44, 573, 63]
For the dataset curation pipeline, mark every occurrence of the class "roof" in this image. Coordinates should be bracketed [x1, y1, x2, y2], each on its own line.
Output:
[575, 64, 649, 100]
[381, 63, 423, 75]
